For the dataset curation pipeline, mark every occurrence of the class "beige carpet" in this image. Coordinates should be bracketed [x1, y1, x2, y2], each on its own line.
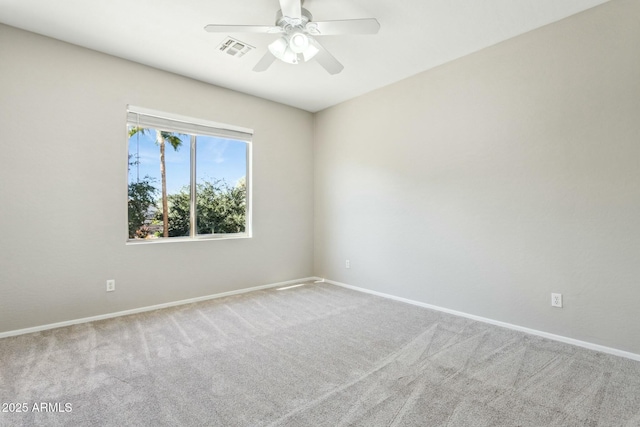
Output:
[1, 282, 639, 426]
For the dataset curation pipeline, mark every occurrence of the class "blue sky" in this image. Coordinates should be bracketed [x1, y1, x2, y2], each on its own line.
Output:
[128, 129, 247, 194]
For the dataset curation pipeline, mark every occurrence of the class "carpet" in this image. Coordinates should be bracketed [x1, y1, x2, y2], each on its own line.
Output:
[1, 282, 639, 426]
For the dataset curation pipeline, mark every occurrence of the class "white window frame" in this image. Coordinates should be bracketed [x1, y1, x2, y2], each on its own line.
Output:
[126, 105, 253, 244]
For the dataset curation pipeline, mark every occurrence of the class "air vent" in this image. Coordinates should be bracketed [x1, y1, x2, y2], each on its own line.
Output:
[218, 37, 254, 58]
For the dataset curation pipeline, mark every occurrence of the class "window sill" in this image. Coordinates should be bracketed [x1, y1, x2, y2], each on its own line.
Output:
[126, 233, 251, 245]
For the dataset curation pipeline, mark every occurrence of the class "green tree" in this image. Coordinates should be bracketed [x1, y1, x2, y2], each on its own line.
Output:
[128, 178, 158, 238]
[128, 127, 184, 237]
[159, 179, 246, 236]
[165, 189, 191, 237]
[127, 153, 158, 238]
[197, 179, 246, 234]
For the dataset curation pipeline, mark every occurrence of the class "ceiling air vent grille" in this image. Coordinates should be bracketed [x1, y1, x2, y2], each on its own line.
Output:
[218, 37, 254, 58]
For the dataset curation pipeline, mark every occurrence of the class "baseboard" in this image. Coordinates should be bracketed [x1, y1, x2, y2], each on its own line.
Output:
[325, 278, 640, 362]
[7, 276, 637, 362]
[0, 277, 320, 339]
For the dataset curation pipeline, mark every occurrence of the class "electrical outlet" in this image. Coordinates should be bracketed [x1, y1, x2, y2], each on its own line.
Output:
[106, 280, 115, 292]
[551, 293, 562, 308]
[345, 259, 350, 269]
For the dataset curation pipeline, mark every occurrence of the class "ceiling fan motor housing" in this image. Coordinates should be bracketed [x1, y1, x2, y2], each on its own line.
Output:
[275, 8, 313, 30]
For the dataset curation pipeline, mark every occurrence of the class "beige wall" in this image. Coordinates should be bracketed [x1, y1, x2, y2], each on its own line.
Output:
[0, 24, 314, 332]
[314, 0, 640, 354]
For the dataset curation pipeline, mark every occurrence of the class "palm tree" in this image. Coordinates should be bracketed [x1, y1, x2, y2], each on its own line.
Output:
[129, 127, 184, 238]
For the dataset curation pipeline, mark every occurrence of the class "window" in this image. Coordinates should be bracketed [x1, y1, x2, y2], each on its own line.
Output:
[127, 106, 252, 242]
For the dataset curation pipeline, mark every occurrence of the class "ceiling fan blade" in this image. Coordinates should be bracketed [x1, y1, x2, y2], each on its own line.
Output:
[308, 18, 380, 36]
[309, 38, 344, 75]
[204, 24, 283, 34]
[279, 0, 301, 19]
[253, 51, 277, 72]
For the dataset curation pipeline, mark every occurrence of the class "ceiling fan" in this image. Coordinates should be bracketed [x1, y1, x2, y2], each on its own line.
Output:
[204, 0, 380, 75]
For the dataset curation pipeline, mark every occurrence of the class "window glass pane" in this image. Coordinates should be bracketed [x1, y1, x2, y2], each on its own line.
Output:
[195, 136, 248, 235]
[127, 127, 190, 239]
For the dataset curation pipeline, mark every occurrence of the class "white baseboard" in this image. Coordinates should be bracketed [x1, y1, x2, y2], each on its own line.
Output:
[325, 278, 640, 362]
[6, 276, 638, 363]
[0, 277, 319, 339]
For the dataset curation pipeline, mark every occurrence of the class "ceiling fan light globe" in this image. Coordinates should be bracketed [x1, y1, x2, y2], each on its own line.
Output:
[289, 32, 309, 54]
[282, 47, 299, 64]
[268, 37, 288, 58]
[269, 36, 299, 64]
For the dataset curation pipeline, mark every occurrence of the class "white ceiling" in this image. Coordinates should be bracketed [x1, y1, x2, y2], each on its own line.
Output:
[0, 0, 609, 112]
